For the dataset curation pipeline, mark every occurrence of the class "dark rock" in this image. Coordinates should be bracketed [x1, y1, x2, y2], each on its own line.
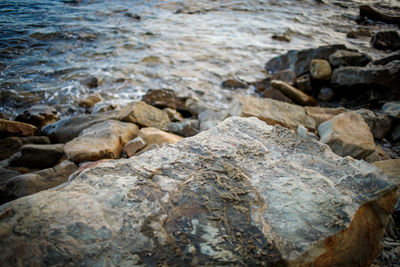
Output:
[0, 168, 20, 184]
[221, 78, 248, 89]
[0, 119, 38, 138]
[393, 125, 400, 142]
[329, 50, 372, 68]
[355, 109, 393, 139]
[371, 31, 400, 51]
[251, 78, 271, 92]
[360, 5, 400, 26]
[142, 89, 190, 114]
[168, 119, 200, 137]
[0, 136, 50, 161]
[82, 76, 98, 88]
[15, 105, 59, 128]
[9, 144, 65, 169]
[260, 88, 294, 103]
[318, 87, 334, 102]
[265, 45, 346, 76]
[271, 80, 317, 106]
[346, 30, 373, 39]
[271, 69, 297, 85]
[272, 33, 291, 42]
[296, 74, 313, 93]
[373, 51, 400, 66]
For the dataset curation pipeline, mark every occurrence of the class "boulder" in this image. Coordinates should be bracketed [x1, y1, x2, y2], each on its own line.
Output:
[310, 59, 332, 80]
[0, 168, 20, 184]
[271, 69, 297, 85]
[168, 119, 200, 137]
[296, 74, 312, 93]
[0, 160, 77, 204]
[164, 108, 184, 122]
[371, 31, 400, 51]
[0, 136, 50, 160]
[78, 93, 103, 108]
[271, 80, 317, 106]
[265, 45, 346, 75]
[328, 50, 371, 68]
[142, 89, 190, 114]
[231, 94, 316, 131]
[305, 106, 347, 126]
[355, 109, 393, 139]
[0, 117, 396, 266]
[122, 137, 146, 157]
[119, 101, 171, 131]
[138, 127, 183, 147]
[65, 120, 139, 163]
[15, 105, 59, 128]
[9, 144, 65, 169]
[373, 159, 400, 184]
[382, 101, 400, 118]
[318, 111, 376, 159]
[360, 5, 400, 26]
[0, 119, 38, 138]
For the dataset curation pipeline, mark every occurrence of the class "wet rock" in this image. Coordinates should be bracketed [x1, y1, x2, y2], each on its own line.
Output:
[318, 87, 334, 102]
[392, 125, 400, 142]
[9, 144, 65, 169]
[138, 127, 183, 148]
[260, 88, 294, 103]
[15, 105, 59, 128]
[265, 44, 346, 76]
[119, 101, 170, 131]
[221, 78, 248, 89]
[271, 69, 297, 85]
[0, 119, 38, 138]
[168, 119, 199, 137]
[365, 145, 391, 163]
[382, 101, 400, 118]
[0, 160, 77, 204]
[346, 30, 373, 39]
[92, 103, 119, 113]
[142, 89, 190, 114]
[371, 31, 400, 51]
[374, 159, 400, 184]
[41, 112, 118, 143]
[305, 106, 347, 126]
[329, 50, 371, 68]
[373, 51, 400, 66]
[230, 95, 316, 131]
[318, 111, 375, 159]
[0, 168, 20, 184]
[296, 74, 313, 93]
[271, 80, 317, 106]
[164, 108, 184, 122]
[0, 117, 396, 266]
[78, 93, 103, 108]
[271, 33, 291, 42]
[355, 109, 392, 139]
[122, 137, 146, 157]
[82, 76, 98, 88]
[360, 5, 400, 26]
[310, 59, 332, 80]
[65, 120, 138, 163]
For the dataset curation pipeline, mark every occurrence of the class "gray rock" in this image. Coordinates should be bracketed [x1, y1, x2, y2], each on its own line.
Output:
[382, 102, 400, 118]
[9, 144, 65, 169]
[0, 136, 50, 161]
[373, 51, 400, 66]
[15, 105, 59, 128]
[168, 119, 200, 137]
[0, 117, 396, 266]
[355, 109, 393, 139]
[198, 109, 228, 131]
[329, 50, 371, 68]
[318, 87, 334, 102]
[271, 69, 297, 85]
[0, 168, 20, 184]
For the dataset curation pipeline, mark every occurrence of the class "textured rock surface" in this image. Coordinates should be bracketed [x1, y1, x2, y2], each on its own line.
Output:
[296, 74, 312, 93]
[373, 159, 400, 185]
[138, 127, 183, 147]
[328, 50, 371, 68]
[271, 69, 297, 85]
[0, 136, 50, 161]
[310, 59, 332, 80]
[15, 105, 59, 128]
[355, 109, 392, 139]
[0, 119, 38, 138]
[9, 144, 65, 169]
[78, 93, 103, 108]
[371, 31, 400, 51]
[271, 80, 316, 106]
[142, 89, 190, 114]
[122, 137, 146, 157]
[0, 168, 20, 184]
[231, 94, 316, 131]
[318, 111, 376, 159]
[0, 117, 397, 266]
[65, 120, 139, 163]
[382, 101, 400, 118]
[168, 119, 200, 137]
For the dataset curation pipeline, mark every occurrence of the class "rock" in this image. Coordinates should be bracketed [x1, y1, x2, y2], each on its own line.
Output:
[221, 78, 248, 89]
[0, 136, 50, 161]
[0, 168, 20, 185]
[310, 59, 332, 80]
[78, 93, 103, 108]
[168, 119, 200, 137]
[260, 88, 294, 103]
[134, 143, 160, 156]
[92, 103, 119, 113]
[0, 160, 77, 204]
[230, 95, 316, 131]
[184, 98, 208, 116]
[65, 120, 139, 163]
[142, 89, 190, 114]
[122, 137, 146, 157]
[296, 74, 313, 93]
[374, 159, 400, 184]
[382, 101, 400, 118]
[296, 125, 318, 140]
[365, 145, 391, 163]
[9, 144, 65, 169]
[82, 76, 98, 88]
[271, 69, 297, 85]
[373, 51, 400, 66]
[138, 127, 183, 147]
[0, 117, 396, 266]
[42, 112, 118, 143]
[305, 106, 347, 126]
[271, 33, 291, 42]
[119, 101, 171, 131]
[265, 44, 346, 76]
[318, 87, 334, 102]
[328, 50, 371, 68]
[15, 105, 59, 128]
[346, 30, 373, 39]
[371, 31, 400, 51]
[331, 60, 400, 94]
[318, 111, 376, 159]
[392, 125, 400, 142]
[164, 108, 184, 122]
[360, 5, 400, 26]
[355, 109, 393, 139]
[198, 109, 229, 131]
[271, 80, 317, 106]
[0, 119, 38, 138]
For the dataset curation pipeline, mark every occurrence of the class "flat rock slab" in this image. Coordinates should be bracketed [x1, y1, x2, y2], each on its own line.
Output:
[9, 143, 65, 169]
[0, 117, 397, 266]
[0, 136, 50, 161]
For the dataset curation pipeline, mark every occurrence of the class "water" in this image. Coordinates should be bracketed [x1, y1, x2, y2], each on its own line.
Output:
[0, 0, 399, 118]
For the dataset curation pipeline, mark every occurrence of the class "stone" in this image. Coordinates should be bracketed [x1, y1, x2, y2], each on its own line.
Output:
[355, 109, 393, 139]
[198, 109, 229, 131]
[318, 87, 334, 102]
[82, 76, 98, 88]
[296, 74, 313, 93]
[310, 59, 332, 80]
[271, 69, 297, 86]
[392, 125, 400, 142]
[271, 80, 317, 106]
[0, 119, 38, 138]
[78, 93, 103, 108]
[382, 102, 400, 118]
[0, 117, 396, 266]
[184, 98, 208, 116]
[365, 145, 391, 163]
[296, 125, 308, 138]
[42, 112, 118, 143]
[272, 33, 291, 42]
[0, 136, 50, 161]
[305, 106, 347, 126]
[374, 159, 400, 185]
[15, 105, 59, 128]
[118, 101, 171, 131]
[0, 160, 77, 204]
[142, 89, 190, 114]
[9, 144, 65, 169]
[328, 50, 371, 68]
[230, 94, 316, 131]
[65, 120, 139, 163]
[360, 5, 400, 26]
[164, 108, 184, 122]
[318, 111, 376, 159]
[168, 119, 200, 137]
[265, 44, 346, 76]
[0, 168, 20, 185]
[134, 143, 160, 156]
[122, 137, 146, 157]
[221, 78, 248, 89]
[346, 30, 373, 39]
[373, 51, 400, 66]
[138, 127, 183, 147]
[371, 31, 400, 51]
[260, 88, 294, 103]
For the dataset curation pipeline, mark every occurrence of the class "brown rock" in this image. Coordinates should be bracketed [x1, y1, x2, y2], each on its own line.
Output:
[346, 30, 373, 39]
[296, 74, 313, 93]
[260, 88, 294, 103]
[305, 106, 348, 126]
[119, 101, 170, 130]
[9, 144, 65, 169]
[318, 111, 376, 159]
[122, 137, 146, 157]
[78, 93, 103, 108]
[360, 5, 400, 26]
[15, 105, 59, 128]
[0, 119, 38, 138]
[138, 127, 183, 147]
[82, 76, 98, 88]
[373, 159, 400, 185]
[168, 119, 200, 137]
[310, 59, 332, 80]
[0, 136, 51, 160]
[365, 145, 391, 163]
[221, 78, 248, 89]
[272, 69, 297, 85]
[142, 89, 189, 113]
[271, 80, 317, 106]
[0, 168, 20, 185]
[164, 108, 184, 122]
[355, 109, 393, 139]
[371, 31, 400, 51]
[65, 120, 139, 163]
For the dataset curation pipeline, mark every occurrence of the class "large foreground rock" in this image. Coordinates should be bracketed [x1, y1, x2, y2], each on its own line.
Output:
[0, 117, 397, 266]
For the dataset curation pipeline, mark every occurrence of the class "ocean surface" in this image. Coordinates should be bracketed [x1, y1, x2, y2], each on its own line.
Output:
[1, 0, 399, 117]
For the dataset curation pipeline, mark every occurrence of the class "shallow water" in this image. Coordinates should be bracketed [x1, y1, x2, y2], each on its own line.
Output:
[0, 0, 399, 117]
